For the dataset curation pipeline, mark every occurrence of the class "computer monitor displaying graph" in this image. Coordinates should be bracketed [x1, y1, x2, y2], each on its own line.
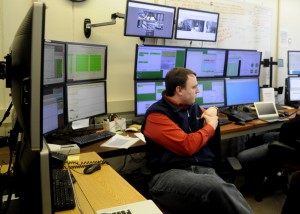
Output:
[66, 42, 107, 81]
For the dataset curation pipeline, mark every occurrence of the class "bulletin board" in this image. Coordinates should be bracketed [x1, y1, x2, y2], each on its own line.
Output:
[155, 0, 274, 54]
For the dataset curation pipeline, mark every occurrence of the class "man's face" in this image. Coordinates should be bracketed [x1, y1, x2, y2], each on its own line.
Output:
[179, 74, 200, 105]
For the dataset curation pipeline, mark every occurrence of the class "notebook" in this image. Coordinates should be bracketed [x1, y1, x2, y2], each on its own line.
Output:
[254, 101, 287, 123]
[96, 200, 163, 214]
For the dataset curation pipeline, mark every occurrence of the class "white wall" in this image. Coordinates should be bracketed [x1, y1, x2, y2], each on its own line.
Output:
[1, 0, 300, 135]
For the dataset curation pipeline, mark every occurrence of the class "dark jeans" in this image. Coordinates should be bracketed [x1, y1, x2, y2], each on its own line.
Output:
[148, 166, 253, 214]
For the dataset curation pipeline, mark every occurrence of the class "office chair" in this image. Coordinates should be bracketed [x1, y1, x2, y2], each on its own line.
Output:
[246, 116, 300, 202]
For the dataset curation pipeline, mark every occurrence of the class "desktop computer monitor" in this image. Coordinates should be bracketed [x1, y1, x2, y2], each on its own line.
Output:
[175, 7, 219, 42]
[66, 81, 107, 122]
[225, 77, 260, 106]
[66, 42, 107, 82]
[134, 80, 165, 116]
[43, 83, 65, 134]
[43, 40, 66, 85]
[196, 78, 225, 108]
[288, 51, 300, 75]
[124, 0, 176, 39]
[134, 44, 186, 79]
[225, 50, 262, 77]
[185, 47, 226, 77]
[7, 2, 54, 213]
[286, 76, 300, 107]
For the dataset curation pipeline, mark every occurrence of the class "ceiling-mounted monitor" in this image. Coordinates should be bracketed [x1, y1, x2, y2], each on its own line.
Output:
[124, 0, 176, 39]
[175, 7, 219, 42]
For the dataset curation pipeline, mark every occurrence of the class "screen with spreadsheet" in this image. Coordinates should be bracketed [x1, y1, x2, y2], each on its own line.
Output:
[66, 42, 107, 81]
[134, 80, 165, 116]
[66, 81, 107, 122]
[226, 50, 262, 77]
[196, 78, 225, 108]
[185, 47, 226, 77]
[134, 45, 186, 79]
[288, 76, 300, 102]
[43, 83, 65, 134]
[43, 41, 65, 85]
[225, 77, 260, 106]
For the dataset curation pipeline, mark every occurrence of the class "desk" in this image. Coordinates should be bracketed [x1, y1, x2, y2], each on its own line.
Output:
[57, 152, 146, 214]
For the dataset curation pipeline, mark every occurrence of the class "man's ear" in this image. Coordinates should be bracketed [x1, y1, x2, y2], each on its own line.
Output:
[175, 86, 183, 95]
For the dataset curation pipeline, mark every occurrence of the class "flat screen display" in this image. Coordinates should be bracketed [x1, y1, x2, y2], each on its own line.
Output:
[124, 0, 176, 39]
[225, 77, 260, 106]
[175, 7, 219, 42]
[134, 45, 186, 79]
[135, 80, 165, 116]
[196, 78, 225, 108]
[185, 47, 226, 77]
[288, 76, 300, 102]
[66, 81, 107, 122]
[66, 42, 107, 81]
[43, 41, 65, 85]
[226, 50, 262, 77]
[288, 51, 300, 75]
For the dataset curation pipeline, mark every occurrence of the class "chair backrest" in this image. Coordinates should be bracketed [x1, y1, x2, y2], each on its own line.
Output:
[279, 116, 300, 150]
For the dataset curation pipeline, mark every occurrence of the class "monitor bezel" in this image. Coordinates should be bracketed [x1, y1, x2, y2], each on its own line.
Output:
[287, 50, 300, 76]
[124, 0, 176, 39]
[66, 42, 108, 82]
[175, 7, 220, 42]
[185, 47, 227, 78]
[134, 44, 187, 80]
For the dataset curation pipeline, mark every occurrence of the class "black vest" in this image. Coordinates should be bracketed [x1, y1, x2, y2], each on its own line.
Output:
[141, 96, 215, 173]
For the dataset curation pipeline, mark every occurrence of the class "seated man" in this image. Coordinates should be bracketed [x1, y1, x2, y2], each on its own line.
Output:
[141, 67, 253, 214]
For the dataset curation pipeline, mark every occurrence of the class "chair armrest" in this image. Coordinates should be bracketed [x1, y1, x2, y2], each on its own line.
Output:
[268, 140, 296, 151]
[227, 156, 242, 171]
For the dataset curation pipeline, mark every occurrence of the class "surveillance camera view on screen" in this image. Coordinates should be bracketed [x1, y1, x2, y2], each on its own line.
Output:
[176, 8, 219, 41]
[125, 1, 175, 38]
[135, 45, 186, 79]
[67, 43, 106, 81]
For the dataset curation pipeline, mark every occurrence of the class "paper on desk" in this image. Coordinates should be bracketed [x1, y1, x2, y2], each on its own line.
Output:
[100, 134, 139, 149]
[134, 132, 146, 143]
[48, 144, 61, 151]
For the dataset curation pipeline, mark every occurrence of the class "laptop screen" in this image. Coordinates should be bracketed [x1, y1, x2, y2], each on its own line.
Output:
[254, 102, 278, 119]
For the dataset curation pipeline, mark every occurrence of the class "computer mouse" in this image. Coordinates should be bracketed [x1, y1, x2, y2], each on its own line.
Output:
[235, 121, 246, 126]
[83, 163, 101, 174]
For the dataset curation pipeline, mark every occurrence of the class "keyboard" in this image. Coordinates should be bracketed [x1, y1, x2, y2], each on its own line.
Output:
[52, 169, 76, 211]
[69, 131, 115, 147]
[219, 118, 232, 126]
[221, 109, 258, 122]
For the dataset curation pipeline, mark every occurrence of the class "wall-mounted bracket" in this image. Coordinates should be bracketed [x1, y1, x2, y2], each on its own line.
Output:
[84, 12, 125, 38]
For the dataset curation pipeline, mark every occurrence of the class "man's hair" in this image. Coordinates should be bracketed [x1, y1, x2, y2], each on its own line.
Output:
[165, 67, 196, 96]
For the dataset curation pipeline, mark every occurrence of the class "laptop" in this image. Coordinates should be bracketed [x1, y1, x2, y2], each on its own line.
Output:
[96, 200, 163, 214]
[254, 101, 287, 123]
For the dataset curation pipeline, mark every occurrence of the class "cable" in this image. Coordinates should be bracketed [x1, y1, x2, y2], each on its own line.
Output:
[0, 102, 13, 127]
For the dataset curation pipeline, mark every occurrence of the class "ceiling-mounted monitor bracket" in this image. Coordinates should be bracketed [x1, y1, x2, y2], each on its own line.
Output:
[84, 12, 125, 38]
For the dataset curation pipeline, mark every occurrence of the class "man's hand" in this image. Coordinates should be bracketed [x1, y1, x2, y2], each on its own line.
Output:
[201, 106, 218, 130]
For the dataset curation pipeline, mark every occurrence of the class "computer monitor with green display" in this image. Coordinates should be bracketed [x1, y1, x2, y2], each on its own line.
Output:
[134, 80, 165, 116]
[66, 42, 107, 81]
[134, 44, 186, 79]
